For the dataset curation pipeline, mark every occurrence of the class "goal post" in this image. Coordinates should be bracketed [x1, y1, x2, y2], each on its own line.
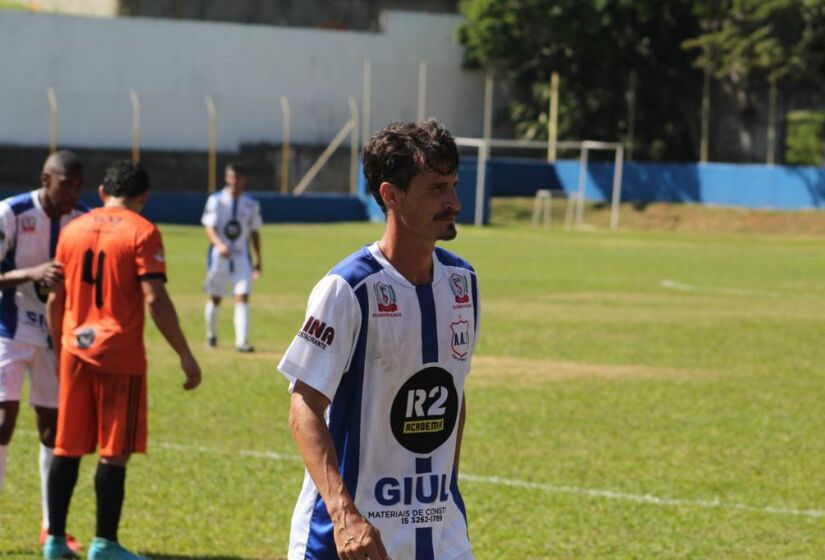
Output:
[454, 137, 624, 230]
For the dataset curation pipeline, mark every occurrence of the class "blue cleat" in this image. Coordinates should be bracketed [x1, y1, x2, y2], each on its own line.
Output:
[86, 537, 147, 560]
[43, 535, 79, 559]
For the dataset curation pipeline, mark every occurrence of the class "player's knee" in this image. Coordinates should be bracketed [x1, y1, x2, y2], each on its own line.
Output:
[101, 454, 130, 467]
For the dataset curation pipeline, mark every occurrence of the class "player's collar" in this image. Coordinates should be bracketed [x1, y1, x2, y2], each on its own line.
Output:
[367, 242, 444, 288]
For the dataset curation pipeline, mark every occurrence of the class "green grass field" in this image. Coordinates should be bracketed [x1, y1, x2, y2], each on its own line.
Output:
[2, 220, 825, 559]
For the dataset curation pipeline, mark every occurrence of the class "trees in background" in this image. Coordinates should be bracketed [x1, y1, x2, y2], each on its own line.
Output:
[458, 0, 825, 163]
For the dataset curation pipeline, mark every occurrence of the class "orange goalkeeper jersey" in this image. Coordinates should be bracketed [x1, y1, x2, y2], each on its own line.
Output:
[55, 206, 166, 375]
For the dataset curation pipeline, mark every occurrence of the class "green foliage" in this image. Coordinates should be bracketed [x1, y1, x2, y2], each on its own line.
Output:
[457, 0, 704, 161]
[458, 0, 825, 162]
[785, 110, 825, 165]
[4, 222, 825, 558]
[683, 0, 825, 88]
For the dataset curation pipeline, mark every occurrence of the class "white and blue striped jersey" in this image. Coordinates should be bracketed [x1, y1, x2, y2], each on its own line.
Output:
[201, 188, 262, 268]
[279, 242, 480, 560]
[0, 190, 87, 347]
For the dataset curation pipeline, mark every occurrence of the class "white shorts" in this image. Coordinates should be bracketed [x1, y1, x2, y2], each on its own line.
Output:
[204, 248, 253, 297]
[0, 338, 58, 408]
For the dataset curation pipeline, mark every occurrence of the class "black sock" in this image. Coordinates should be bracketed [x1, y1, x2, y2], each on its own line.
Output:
[48, 456, 80, 537]
[95, 462, 126, 541]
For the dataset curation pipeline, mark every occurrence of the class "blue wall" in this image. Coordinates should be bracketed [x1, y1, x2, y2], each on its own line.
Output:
[484, 158, 825, 210]
[0, 189, 367, 225]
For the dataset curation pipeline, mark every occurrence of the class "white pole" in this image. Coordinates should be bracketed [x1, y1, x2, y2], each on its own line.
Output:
[473, 139, 488, 227]
[349, 97, 360, 195]
[417, 60, 427, 122]
[767, 75, 777, 166]
[47, 87, 58, 155]
[575, 145, 589, 227]
[610, 145, 624, 230]
[362, 58, 372, 142]
[293, 119, 356, 196]
[483, 70, 493, 143]
[205, 96, 217, 194]
[700, 63, 711, 163]
[129, 90, 141, 162]
[548, 72, 559, 162]
[280, 96, 291, 193]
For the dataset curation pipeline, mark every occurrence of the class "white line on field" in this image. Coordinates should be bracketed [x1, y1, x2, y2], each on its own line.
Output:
[19, 431, 825, 520]
[157, 438, 825, 520]
[660, 279, 785, 297]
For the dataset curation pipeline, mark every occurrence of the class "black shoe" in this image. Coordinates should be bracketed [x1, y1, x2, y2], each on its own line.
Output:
[207, 336, 217, 348]
[236, 343, 255, 353]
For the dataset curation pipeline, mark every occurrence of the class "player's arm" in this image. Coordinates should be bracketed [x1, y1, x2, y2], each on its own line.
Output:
[290, 380, 389, 560]
[250, 230, 262, 275]
[45, 283, 66, 369]
[454, 393, 466, 474]
[204, 226, 230, 257]
[0, 260, 63, 290]
[141, 278, 201, 390]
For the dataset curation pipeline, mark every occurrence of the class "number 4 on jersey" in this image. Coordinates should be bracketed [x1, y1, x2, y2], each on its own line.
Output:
[82, 249, 106, 308]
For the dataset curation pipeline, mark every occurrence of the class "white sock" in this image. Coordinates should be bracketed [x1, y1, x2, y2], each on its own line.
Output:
[205, 300, 219, 339]
[234, 302, 249, 347]
[0, 444, 7, 494]
[40, 444, 54, 528]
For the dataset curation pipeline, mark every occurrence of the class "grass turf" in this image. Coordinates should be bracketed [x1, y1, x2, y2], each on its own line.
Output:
[2, 221, 825, 558]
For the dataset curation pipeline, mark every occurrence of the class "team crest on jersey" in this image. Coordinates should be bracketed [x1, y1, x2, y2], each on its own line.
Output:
[373, 281, 401, 317]
[154, 247, 165, 262]
[449, 273, 471, 309]
[299, 315, 335, 350]
[450, 319, 470, 360]
[21, 216, 36, 232]
[74, 327, 96, 350]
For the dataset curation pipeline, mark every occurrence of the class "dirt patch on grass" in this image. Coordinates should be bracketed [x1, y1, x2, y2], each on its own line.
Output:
[492, 198, 825, 235]
[469, 355, 715, 384]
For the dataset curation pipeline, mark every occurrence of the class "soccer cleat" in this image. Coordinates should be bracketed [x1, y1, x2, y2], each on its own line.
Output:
[40, 528, 82, 553]
[236, 343, 255, 353]
[43, 535, 79, 559]
[86, 537, 147, 560]
[206, 335, 217, 348]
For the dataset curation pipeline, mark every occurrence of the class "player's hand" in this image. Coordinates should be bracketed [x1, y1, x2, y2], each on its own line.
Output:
[217, 244, 231, 258]
[30, 261, 64, 286]
[253, 263, 262, 280]
[180, 352, 202, 390]
[333, 511, 390, 560]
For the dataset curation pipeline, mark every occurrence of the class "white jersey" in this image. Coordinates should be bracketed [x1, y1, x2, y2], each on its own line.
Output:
[201, 188, 262, 270]
[0, 191, 87, 347]
[279, 242, 480, 560]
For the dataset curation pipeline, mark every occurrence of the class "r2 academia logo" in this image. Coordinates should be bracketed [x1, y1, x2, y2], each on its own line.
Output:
[390, 367, 458, 454]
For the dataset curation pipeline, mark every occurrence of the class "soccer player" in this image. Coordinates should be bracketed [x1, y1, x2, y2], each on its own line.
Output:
[43, 161, 202, 560]
[278, 119, 478, 559]
[201, 163, 262, 352]
[0, 151, 86, 551]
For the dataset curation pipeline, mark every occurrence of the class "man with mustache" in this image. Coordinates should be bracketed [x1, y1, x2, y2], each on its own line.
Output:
[279, 119, 478, 559]
[0, 151, 86, 552]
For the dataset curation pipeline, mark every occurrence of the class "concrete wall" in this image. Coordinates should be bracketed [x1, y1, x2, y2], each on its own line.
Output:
[0, 10, 487, 150]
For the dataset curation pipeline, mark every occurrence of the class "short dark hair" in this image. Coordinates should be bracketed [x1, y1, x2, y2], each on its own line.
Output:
[102, 160, 150, 199]
[362, 118, 459, 213]
[225, 162, 247, 176]
[52, 150, 83, 175]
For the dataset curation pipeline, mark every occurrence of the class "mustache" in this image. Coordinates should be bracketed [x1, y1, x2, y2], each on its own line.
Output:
[433, 210, 460, 221]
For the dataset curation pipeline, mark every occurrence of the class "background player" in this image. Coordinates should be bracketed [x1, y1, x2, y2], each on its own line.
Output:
[279, 119, 478, 559]
[44, 161, 201, 559]
[0, 151, 85, 551]
[201, 163, 262, 352]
